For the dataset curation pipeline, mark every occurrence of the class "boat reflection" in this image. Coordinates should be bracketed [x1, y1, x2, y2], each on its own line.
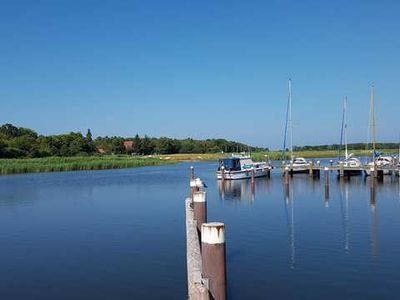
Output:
[339, 181, 351, 254]
[218, 178, 271, 203]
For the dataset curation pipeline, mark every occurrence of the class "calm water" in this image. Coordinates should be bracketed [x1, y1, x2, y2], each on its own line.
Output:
[1, 161, 400, 299]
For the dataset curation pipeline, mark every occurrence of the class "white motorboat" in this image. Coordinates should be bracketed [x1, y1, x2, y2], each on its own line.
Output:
[216, 155, 273, 180]
[286, 157, 311, 174]
[364, 156, 394, 176]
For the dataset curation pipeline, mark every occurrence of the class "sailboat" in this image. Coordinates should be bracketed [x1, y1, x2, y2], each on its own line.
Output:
[282, 79, 311, 174]
[364, 85, 394, 176]
[336, 97, 362, 176]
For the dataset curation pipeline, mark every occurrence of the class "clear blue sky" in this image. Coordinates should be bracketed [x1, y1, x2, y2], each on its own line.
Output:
[1, 0, 399, 149]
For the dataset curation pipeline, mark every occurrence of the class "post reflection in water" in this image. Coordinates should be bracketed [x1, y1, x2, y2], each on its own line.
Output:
[369, 177, 378, 257]
[283, 180, 295, 269]
[339, 180, 351, 254]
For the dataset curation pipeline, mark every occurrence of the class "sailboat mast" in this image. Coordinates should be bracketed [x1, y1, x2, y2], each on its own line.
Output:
[370, 85, 376, 154]
[289, 79, 293, 159]
[344, 97, 348, 160]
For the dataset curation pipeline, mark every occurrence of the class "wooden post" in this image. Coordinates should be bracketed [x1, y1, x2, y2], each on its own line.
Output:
[339, 162, 344, 178]
[220, 166, 225, 183]
[330, 160, 333, 167]
[193, 191, 207, 233]
[190, 179, 200, 200]
[201, 222, 227, 300]
[250, 167, 255, 184]
[309, 161, 313, 176]
[284, 166, 289, 186]
[190, 166, 195, 180]
[324, 167, 329, 200]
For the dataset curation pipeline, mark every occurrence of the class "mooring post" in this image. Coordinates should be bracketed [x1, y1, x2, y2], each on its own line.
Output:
[193, 191, 207, 233]
[339, 162, 344, 178]
[190, 179, 200, 200]
[190, 165, 195, 180]
[284, 166, 289, 186]
[324, 167, 329, 200]
[221, 166, 225, 183]
[201, 222, 227, 300]
[330, 159, 333, 167]
[309, 161, 313, 176]
[251, 167, 255, 184]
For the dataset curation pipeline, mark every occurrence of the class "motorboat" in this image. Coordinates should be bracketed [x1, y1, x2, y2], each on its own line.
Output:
[285, 157, 311, 174]
[216, 155, 273, 180]
[364, 156, 394, 176]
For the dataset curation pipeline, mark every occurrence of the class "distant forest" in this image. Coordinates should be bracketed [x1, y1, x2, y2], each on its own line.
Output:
[0, 124, 265, 159]
[294, 143, 400, 151]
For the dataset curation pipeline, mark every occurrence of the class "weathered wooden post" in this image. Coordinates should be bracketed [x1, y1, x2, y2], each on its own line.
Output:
[220, 166, 225, 184]
[193, 191, 207, 233]
[339, 162, 344, 178]
[190, 179, 200, 200]
[309, 161, 313, 176]
[324, 167, 329, 200]
[330, 160, 333, 167]
[284, 166, 289, 186]
[250, 167, 255, 185]
[190, 165, 195, 180]
[201, 222, 227, 300]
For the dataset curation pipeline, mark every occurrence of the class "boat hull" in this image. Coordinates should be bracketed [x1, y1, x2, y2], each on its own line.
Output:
[364, 169, 392, 176]
[216, 168, 271, 180]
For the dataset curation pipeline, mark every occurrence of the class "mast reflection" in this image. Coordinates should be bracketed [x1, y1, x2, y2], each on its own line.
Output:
[283, 181, 295, 269]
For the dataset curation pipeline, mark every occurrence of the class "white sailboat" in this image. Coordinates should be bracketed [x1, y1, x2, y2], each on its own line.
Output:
[283, 79, 310, 174]
[336, 97, 362, 176]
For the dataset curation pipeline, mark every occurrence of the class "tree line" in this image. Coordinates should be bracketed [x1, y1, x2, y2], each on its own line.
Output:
[293, 143, 400, 152]
[0, 124, 265, 158]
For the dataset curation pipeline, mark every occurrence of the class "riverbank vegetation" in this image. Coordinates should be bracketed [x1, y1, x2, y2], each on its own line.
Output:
[0, 123, 264, 158]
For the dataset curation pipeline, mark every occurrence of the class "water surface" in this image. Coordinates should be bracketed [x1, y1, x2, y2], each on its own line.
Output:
[1, 161, 400, 299]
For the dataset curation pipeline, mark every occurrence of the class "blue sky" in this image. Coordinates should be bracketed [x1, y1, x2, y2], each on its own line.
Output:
[1, 0, 399, 149]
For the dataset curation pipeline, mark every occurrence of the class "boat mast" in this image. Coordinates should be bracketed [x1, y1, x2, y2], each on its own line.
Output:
[344, 97, 348, 160]
[289, 79, 293, 160]
[370, 85, 376, 156]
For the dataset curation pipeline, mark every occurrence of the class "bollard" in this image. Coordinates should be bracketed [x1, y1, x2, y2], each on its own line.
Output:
[190, 166, 195, 180]
[330, 160, 333, 167]
[193, 191, 207, 233]
[284, 167, 289, 186]
[220, 166, 225, 183]
[251, 167, 255, 184]
[309, 161, 313, 176]
[339, 162, 344, 178]
[324, 167, 329, 200]
[190, 179, 200, 200]
[201, 222, 227, 300]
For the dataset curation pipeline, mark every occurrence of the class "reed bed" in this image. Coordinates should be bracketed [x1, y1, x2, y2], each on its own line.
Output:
[0, 156, 175, 175]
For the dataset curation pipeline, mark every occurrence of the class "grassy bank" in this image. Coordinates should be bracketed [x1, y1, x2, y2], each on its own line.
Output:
[0, 156, 177, 175]
[1, 149, 398, 175]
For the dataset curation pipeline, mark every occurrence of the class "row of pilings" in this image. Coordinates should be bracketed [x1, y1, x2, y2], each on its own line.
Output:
[186, 166, 227, 300]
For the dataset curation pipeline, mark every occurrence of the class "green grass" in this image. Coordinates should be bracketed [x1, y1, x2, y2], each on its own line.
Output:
[2, 149, 398, 175]
[0, 155, 176, 175]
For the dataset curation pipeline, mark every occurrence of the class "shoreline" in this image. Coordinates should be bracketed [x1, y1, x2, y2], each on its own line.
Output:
[1, 150, 397, 175]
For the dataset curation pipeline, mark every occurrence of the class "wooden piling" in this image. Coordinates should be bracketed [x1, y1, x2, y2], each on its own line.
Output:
[324, 167, 329, 200]
[190, 166, 195, 180]
[190, 179, 200, 200]
[309, 161, 313, 176]
[339, 162, 344, 178]
[193, 191, 207, 233]
[201, 222, 227, 300]
[220, 166, 225, 183]
[250, 167, 255, 184]
[284, 167, 289, 186]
